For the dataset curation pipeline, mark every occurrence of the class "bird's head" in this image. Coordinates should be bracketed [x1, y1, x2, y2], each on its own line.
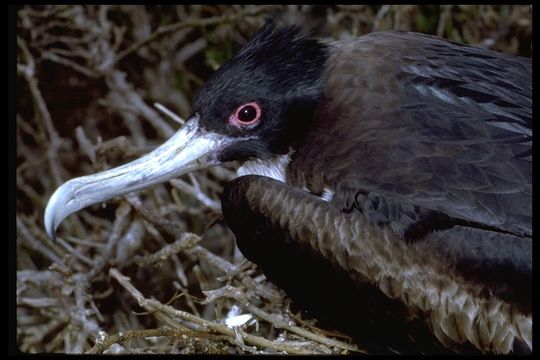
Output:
[44, 20, 328, 240]
[192, 20, 328, 160]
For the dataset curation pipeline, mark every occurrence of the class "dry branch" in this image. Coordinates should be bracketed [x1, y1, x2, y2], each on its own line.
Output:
[109, 268, 339, 355]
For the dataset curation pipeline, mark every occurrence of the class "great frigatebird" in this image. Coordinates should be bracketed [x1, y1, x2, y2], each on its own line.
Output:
[44, 21, 532, 354]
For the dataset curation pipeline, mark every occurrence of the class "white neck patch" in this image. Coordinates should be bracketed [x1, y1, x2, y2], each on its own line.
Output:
[236, 149, 334, 203]
[236, 150, 294, 183]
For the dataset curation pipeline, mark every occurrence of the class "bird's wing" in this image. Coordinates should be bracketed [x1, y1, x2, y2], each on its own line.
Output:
[288, 31, 532, 239]
[222, 175, 531, 354]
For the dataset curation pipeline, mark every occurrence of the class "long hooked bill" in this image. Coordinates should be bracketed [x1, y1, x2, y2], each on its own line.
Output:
[44, 116, 233, 241]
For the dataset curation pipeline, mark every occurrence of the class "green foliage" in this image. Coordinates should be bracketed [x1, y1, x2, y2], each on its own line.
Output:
[204, 43, 233, 71]
[415, 5, 440, 33]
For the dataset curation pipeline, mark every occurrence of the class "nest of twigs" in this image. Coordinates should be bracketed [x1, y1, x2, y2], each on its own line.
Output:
[16, 5, 531, 354]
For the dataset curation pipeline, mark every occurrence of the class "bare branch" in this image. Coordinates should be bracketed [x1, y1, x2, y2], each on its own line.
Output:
[115, 6, 274, 64]
[203, 285, 362, 353]
[134, 232, 200, 266]
[109, 268, 327, 354]
[154, 102, 185, 125]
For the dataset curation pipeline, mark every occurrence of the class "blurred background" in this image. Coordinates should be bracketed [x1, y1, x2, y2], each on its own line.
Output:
[16, 5, 532, 354]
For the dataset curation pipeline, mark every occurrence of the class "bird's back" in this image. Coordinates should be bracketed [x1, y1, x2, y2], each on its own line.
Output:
[289, 31, 531, 238]
[286, 30, 532, 311]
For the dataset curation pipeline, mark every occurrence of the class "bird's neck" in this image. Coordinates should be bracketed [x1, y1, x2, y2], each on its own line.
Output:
[236, 148, 295, 183]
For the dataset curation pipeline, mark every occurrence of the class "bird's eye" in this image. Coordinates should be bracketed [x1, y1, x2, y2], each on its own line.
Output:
[229, 102, 261, 127]
[239, 105, 257, 122]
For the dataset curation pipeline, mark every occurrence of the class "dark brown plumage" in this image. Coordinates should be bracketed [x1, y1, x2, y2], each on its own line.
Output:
[288, 31, 532, 308]
[292, 32, 531, 238]
[44, 22, 532, 354]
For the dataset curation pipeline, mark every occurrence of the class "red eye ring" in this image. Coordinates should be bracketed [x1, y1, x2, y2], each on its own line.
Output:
[229, 102, 261, 127]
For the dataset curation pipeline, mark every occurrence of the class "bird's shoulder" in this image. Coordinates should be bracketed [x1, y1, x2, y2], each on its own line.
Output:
[287, 30, 531, 237]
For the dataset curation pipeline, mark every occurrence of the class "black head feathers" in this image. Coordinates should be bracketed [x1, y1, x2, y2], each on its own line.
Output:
[191, 20, 329, 156]
[192, 20, 328, 115]
[230, 19, 328, 92]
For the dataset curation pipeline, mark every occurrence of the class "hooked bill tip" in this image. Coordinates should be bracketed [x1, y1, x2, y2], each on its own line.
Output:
[44, 193, 60, 242]
[47, 226, 57, 243]
[43, 179, 79, 243]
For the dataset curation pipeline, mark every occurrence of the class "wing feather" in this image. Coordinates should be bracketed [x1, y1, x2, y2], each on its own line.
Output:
[289, 31, 532, 238]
